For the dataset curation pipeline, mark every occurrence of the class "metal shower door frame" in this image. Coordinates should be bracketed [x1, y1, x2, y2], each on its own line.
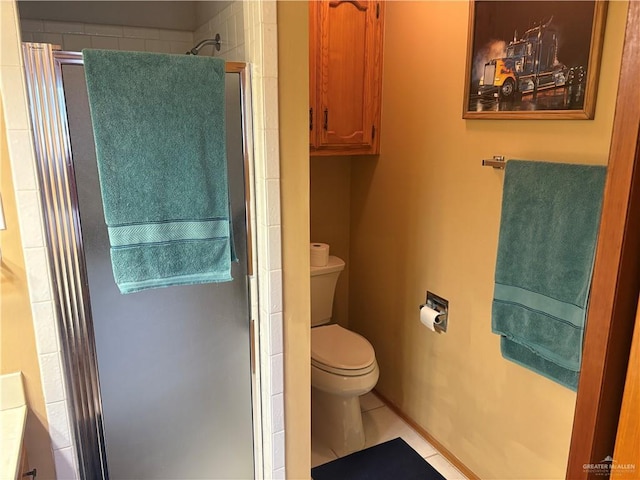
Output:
[21, 43, 260, 479]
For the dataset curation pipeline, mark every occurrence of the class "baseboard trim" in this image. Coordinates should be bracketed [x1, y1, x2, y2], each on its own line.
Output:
[372, 389, 480, 480]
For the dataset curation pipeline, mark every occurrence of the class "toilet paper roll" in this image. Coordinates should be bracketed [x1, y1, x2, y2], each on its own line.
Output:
[420, 305, 444, 332]
[310, 243, 330, 267]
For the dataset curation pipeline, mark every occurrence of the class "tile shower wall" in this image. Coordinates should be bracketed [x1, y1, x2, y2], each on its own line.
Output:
[3, 1, 284, 478]
[242, 2, 285, 478]
[194, 1, 245, 61]
[19, 19, 194, 54]
[1, 2, 79, 477]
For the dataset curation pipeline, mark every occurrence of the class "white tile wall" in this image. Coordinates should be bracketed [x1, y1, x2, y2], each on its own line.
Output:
[52, 447, 77, 480]
[31, 32, 63, 46]
[117, 37, 145, 52]
[267, 225, 282, 271]
[270, 312, 283, 355]
[20, 19, 194, 54]
[194, 1, 245, 61]
[1, 4, 78, 478]
[6, 130, 37, 189]
[19, 19, 44, 33]
[84, 24, 123, 37]
[61, 34, 91, 52]
[3, 2, 284, 479]
[159, 29, 192, 42]
[46, 400, 73, 450]
[241, 1, 285, 478]
[143, 39, 171, 53]
[268, 270, 283, 313]
[121, 26, 156, 39]
[23, 247, 52, 303]
[31, 301, 59, 355]
[14, 191, 43, 247]
[273, 430, 286, 471]
[272, 392, 285, 432]
[270, 353, 284, 394]
[266, 178, 282, 225]
[89, 36, 119, 50]
[38, 352, 65, 405]
[42, 21, 84, 35]
[264, 128, 281, 179]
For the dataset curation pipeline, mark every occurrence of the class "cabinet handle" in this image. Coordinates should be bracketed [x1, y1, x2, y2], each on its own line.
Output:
[323, 109, 328, 130]
[309, 108, 313, 131]
[23, 469, 37, 479]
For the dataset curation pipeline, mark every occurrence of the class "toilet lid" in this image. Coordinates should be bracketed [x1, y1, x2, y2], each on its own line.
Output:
[311, 324, 375, 370]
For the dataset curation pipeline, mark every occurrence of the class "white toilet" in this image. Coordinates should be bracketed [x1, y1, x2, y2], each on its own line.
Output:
[311, 255, 379, 456]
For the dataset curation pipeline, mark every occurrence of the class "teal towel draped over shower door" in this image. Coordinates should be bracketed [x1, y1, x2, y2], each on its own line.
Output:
[83, 49, 233, 294]
[491, 160, 606, 390]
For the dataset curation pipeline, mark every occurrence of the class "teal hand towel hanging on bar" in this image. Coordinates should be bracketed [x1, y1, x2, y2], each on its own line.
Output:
[491, 160, 606, 390]
[83, 49, 233, 294]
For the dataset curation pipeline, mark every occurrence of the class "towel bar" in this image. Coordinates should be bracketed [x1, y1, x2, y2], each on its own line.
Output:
[482, 155, 506, 169]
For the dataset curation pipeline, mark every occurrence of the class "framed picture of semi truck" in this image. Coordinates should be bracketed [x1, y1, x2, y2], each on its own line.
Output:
[462, 0, 608, 119]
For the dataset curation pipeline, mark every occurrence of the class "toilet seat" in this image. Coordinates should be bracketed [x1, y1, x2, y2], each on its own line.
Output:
[312, 359, 378, 377]
[311, 324, 375, 376]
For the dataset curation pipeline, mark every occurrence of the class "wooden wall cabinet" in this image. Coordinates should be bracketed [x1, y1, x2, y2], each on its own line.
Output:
[309, 0, 385, 156]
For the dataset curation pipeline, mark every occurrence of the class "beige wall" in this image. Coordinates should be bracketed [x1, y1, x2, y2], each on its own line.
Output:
[310, 156, 351, 328]
[346, 1, 628, 479]
[277, 2, 311, 479]
[0, 99, 56, 478]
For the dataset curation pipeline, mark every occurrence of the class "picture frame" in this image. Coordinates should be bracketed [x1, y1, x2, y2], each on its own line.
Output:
[462, 0, 608, 120]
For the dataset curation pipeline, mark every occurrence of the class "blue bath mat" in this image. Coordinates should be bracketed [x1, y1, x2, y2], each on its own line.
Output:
[311, 438, 446, 480]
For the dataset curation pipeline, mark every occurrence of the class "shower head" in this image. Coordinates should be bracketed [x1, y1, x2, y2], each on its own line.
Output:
[187, 34, 221, 55]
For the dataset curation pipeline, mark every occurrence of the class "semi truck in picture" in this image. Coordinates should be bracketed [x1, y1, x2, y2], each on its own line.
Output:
[478, 18, 585, 100]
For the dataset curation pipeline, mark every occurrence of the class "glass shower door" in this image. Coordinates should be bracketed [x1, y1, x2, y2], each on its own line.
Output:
[55, 60, 254, 479]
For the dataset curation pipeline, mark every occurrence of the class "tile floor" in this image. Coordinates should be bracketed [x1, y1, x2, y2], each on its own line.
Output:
[311, 392, 467, 479]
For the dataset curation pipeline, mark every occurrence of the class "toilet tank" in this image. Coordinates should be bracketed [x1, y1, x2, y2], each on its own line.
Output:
[310, 256, 345, 327]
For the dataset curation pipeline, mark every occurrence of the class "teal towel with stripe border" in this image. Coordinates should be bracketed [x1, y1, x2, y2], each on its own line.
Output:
[492, 160, 606, 390]
[83, 49, 233, 293]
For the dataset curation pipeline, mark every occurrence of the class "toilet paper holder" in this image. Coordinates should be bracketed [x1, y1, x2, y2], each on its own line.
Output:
[420, 291, 449, 333]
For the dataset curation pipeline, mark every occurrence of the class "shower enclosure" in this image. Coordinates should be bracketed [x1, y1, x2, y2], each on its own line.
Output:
[22, 43, 256, 479]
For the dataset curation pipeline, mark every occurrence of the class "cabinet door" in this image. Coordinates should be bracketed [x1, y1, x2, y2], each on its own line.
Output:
[317, 0, 381, 150]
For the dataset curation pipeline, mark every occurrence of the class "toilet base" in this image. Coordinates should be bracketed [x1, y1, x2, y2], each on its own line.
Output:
[312, 387, 366, 456]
